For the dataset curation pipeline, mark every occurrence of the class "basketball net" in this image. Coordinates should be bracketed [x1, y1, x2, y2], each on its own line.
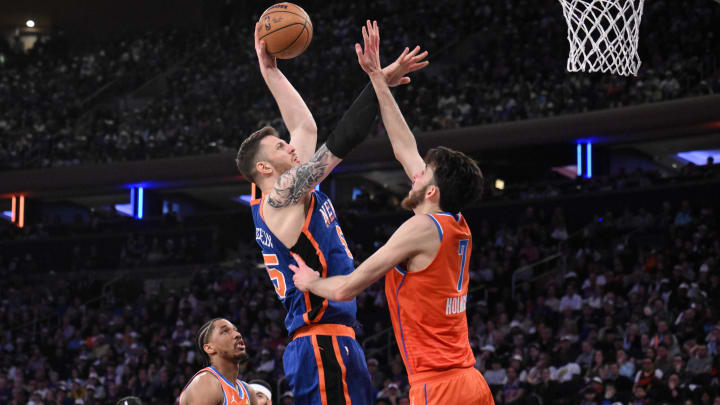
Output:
[558, 0, 645, 76]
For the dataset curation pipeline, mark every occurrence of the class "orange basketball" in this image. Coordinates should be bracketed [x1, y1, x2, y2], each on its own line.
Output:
[259, 3, 313, 59]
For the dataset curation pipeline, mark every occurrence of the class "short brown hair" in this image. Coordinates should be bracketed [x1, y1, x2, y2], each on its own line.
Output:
[424, 146, 484, 213]
[235, 126, 279, 182]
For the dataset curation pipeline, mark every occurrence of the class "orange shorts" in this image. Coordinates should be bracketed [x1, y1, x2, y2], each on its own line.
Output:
[408, 367, 494, 405]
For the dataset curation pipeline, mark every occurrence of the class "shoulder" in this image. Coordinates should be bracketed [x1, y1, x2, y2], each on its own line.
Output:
[401, 214, 439, 232]
[395, 214, 440, 240]
[384, 214, 441, 253]
[181, 372, 223, 405]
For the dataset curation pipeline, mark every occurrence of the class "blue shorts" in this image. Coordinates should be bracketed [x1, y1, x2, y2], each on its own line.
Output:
[284, 332, 373, 405]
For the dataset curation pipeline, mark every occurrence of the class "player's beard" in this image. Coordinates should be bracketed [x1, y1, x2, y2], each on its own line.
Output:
[233, 351, 249, 363]
[401, 185, 429, 211]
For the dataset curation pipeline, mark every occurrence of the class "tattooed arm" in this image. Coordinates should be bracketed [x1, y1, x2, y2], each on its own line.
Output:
[266, 144, 341, 209]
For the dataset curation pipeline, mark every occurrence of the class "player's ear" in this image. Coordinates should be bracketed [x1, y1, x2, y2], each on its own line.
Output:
[256, 160, 272, 175]
[203, 343, 216, 357]
[426, 185, 439, 201]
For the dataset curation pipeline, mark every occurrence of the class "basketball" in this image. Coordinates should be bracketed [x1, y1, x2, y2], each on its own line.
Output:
[259, 3, 313, 59]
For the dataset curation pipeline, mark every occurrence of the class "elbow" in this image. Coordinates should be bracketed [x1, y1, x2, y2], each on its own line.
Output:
[300, 119, 317, 136]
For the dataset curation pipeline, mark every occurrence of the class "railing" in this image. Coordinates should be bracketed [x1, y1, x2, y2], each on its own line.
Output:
[510, 219, 657, 299]
[511, 252, 564, 299]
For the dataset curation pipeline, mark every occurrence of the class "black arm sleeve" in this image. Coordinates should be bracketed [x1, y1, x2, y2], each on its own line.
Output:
[325, 82, 379, 159]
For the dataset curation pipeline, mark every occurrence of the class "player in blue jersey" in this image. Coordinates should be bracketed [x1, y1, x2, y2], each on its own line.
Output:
[232, 23, 428, 405]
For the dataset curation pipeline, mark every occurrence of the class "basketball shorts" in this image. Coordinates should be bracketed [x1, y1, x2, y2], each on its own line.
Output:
[409, 367, 494, 405]
[284, 324, 373, 405]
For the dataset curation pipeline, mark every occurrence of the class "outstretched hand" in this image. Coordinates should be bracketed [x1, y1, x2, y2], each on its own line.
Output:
[255, 21, 277, 70]
[288, 252, 320, 292]
[355, 20, 382, 75]
[383, 45, 429, 87]
[355, 20, 429, 87]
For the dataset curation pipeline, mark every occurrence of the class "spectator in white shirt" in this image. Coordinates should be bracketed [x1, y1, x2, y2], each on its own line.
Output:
[559, 283, 583, 312]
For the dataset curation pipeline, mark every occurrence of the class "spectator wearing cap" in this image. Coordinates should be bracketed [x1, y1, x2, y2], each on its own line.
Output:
[555, 335, 578, 369]
[376, 382, 401, 404]
[280, 390, 293, 405]
[509, 354, 528, 382]
[476, 344, 495, 372]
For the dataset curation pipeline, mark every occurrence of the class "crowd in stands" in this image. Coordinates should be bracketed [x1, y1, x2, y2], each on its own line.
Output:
[1, 0, 719, 169]
[1, 174, 719, 404]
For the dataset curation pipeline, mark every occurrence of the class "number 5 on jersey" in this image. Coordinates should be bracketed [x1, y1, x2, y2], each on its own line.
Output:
[263, 254, 287, 299]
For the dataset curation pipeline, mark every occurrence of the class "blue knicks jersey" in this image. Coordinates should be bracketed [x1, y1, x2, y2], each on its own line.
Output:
[251, 190, 357, 335]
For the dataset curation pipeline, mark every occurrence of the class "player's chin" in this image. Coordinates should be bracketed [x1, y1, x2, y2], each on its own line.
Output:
[234, 351, 249, 363]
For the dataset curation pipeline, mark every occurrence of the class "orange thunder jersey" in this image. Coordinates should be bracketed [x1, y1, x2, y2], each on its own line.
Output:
[178, 366, 251, 405]
[385, 212, 476, 376]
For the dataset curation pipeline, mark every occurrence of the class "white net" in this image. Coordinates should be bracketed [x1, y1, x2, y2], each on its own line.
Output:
[558, 0, 645, 76]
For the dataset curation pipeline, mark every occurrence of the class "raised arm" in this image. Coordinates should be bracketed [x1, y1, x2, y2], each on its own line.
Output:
[290, 215, 438, 301]
[357, 20, 429, 179]
[255, 22, 317, 163]
[267, 82, 380, 208]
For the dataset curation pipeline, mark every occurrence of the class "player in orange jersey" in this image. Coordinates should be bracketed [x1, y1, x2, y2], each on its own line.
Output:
[290, 21, 493, 405]
[178, 318, 257, 405]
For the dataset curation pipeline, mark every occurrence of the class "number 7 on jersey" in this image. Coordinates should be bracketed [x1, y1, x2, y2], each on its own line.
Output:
[457, 239, 469, 292]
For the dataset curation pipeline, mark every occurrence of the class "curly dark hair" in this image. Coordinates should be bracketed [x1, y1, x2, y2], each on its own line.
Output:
[424, 146, 484, 214]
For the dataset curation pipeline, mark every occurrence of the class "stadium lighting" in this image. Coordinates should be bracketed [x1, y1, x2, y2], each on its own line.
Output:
[25, 20, 35, 28]
[137, 187, 144, 219]
[576, 144, 583, 177]
[18, 196, 25, 228]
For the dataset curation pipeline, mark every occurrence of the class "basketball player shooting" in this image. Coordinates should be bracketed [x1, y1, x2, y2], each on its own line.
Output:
[234, 22, 428, 405]
[179, 318, 256, 405]
[290, 21, 494, 405]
